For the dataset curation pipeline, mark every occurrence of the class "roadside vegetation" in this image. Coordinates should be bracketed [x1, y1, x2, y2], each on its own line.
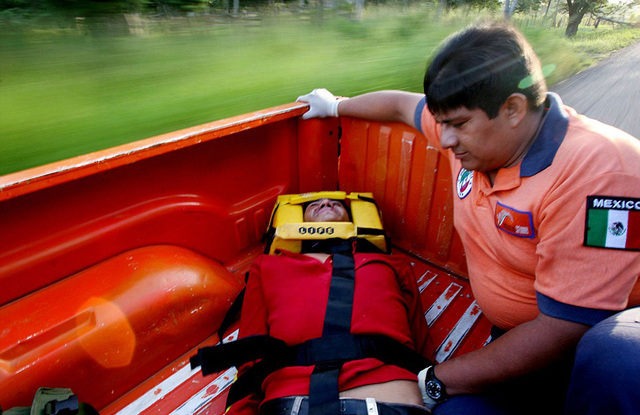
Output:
[1, 4, 639, 175]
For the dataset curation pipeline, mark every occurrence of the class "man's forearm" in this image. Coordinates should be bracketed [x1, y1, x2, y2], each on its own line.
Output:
[336, 91, 423, 127]
[435, 313, 589, 395]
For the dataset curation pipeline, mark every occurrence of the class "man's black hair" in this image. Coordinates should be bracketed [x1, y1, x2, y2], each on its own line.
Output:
[423, 22, 547, 119]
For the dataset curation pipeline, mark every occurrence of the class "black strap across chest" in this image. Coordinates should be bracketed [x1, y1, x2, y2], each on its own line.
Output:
[190, 240, 431, 413]
[308, 241, 356, 415]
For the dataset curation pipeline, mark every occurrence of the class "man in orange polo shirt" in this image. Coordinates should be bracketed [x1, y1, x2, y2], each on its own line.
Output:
[298, 22, 640, 415]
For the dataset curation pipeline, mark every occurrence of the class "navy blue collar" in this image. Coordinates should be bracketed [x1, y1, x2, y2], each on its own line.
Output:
[520, 92, 570, 177]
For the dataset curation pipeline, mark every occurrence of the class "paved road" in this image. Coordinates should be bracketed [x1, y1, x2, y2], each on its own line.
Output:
[552, 40, 640, 138]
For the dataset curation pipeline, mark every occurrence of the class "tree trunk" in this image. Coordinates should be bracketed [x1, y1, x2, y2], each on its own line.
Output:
[543, 0, 552, 18]
[437, 0, 446, 18]
[565, 10, 586, 36]
[316, 0, 324, 23]
[564, 0, 593, 37]
[504, 0, 518, 19]
[355, 0, 365, 20]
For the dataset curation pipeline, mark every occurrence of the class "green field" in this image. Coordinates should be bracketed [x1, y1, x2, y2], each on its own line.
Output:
[1, 10, 639, 176]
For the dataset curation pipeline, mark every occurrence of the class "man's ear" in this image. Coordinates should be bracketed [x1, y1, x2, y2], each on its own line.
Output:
[502, 93, 528, 127]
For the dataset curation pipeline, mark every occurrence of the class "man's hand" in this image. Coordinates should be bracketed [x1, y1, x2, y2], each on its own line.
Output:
[296, 88, 345, 119]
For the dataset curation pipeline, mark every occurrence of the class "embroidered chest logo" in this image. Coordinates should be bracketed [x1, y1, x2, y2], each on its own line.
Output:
[456, 168, 473, 199]
[584, 196, 640, 251]
[495, 202, 535, 238]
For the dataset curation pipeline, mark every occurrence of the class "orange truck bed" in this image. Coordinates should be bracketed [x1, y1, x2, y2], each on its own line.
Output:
[0, 103, 491, 413]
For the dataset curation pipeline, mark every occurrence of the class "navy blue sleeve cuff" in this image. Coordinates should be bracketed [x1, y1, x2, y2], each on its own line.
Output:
[414, 96, 426, 134]
[536, 292, 617, 327]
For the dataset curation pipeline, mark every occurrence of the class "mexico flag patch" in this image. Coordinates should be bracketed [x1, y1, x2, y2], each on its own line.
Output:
[584, 196, 640, 250]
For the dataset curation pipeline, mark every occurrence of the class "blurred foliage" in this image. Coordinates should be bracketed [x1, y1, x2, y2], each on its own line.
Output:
[1, 0, 215, 22]
[1, 6, 639, 175]
[516, 0, 545, 13]
[446, 0, 501, 10]
[563, 24, 640, 62]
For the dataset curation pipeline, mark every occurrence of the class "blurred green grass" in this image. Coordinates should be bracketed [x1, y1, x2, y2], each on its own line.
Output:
[1, 11, 639, 176]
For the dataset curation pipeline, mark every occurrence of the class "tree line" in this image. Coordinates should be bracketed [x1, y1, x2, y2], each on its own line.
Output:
[1, 0, 216, 17]
[0, 0, 637, 36]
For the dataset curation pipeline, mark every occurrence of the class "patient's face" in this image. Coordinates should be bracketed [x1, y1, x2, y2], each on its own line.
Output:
[304, 198, 349, 222]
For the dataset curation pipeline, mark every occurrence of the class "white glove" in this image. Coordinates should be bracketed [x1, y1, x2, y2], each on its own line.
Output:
[296, 88, 346, 119]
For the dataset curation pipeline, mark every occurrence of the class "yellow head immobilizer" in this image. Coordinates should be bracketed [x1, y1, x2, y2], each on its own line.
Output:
[264, 191, 388, 254]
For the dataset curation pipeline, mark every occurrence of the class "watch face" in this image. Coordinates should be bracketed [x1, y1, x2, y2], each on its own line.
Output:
[426, 379, 444, 400]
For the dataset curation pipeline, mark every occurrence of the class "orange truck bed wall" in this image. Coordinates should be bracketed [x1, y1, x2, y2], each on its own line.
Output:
[339, 117, 467, 277]
[0, 103, 472, 410]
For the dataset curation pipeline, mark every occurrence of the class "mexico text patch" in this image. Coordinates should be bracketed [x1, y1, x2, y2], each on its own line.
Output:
[584, 196, 640, 250]
[495, 202, 535, 238]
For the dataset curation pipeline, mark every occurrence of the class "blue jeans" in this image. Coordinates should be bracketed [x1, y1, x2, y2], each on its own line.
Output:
[434, 307, 640, 415]
[565, 306, 640, 415]
[433, 364, 570, 415]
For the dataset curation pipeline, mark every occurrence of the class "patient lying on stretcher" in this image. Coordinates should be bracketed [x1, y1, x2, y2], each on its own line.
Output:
[194, 192, 432, 415]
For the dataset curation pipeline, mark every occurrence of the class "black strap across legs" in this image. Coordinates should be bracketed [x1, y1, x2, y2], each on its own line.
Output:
[308, 241, 356, 415]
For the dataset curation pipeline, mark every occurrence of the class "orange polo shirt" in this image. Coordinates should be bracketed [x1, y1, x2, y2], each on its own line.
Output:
[417, 93, 640, 330]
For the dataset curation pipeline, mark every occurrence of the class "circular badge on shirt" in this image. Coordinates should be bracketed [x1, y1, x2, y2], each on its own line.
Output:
[456, 168, 473, 199]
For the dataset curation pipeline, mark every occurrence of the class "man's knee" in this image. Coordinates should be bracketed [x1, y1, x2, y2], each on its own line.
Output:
[575, 307, 640, 370]
[566, 307, 640, 415]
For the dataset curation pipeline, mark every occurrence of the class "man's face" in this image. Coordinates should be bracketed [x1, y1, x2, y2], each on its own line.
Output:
[435, 106, 521, 174]
[304, 198, 349, 222]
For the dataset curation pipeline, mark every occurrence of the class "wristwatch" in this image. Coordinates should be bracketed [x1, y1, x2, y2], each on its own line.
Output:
[418, 365, 448, 410]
